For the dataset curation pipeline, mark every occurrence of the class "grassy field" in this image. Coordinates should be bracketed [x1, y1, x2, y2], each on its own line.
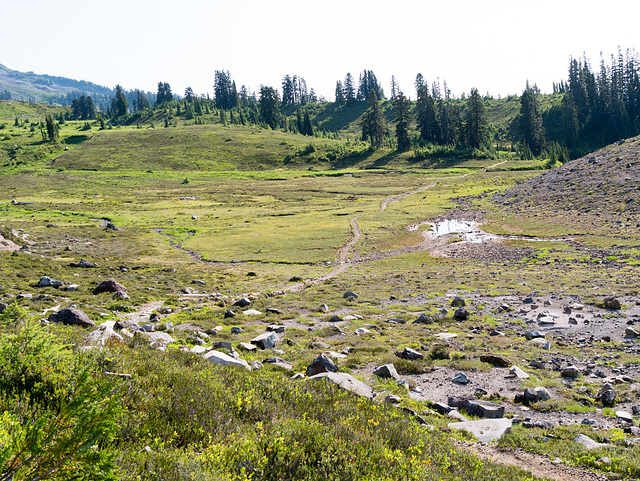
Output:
[2, 102, 640, 481]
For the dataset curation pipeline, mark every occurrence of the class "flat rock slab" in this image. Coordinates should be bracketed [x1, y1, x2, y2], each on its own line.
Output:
[574, 434, 609, 450]
[448, 418, 513, 443]
[434, 333, 458, 341]
[251, 332, 279, 349]
[308, 372, 374, 399]
[465, 400, 505, 419]
[203, 350, 250, 370]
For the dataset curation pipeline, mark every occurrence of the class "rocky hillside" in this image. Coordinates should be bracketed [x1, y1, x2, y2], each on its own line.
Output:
[493, 135, 640, 220]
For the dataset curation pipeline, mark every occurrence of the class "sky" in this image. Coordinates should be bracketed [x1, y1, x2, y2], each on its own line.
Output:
[1, 0, 638, 100]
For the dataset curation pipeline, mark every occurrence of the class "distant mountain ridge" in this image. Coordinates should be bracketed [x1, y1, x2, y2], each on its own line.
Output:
[0, 63, 115, 106]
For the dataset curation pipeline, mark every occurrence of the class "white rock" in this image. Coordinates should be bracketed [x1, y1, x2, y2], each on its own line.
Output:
[203, 350, 250, 370]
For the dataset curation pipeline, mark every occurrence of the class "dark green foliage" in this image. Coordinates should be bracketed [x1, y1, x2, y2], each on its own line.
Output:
[259, 86, 280, 130]
[45, 113, 59, 142]
[465, 88, 489, 149]
[393, 91, 411, 151]
[357, 70, 384, 102]
[343, 73, 356, 103]
[361, 90, 386, 148]
[334, 80, 344, 104]
[0, 316, 120, 481]
[518, 83, 545, 155]
[111, 84, 129, 118]
[416, 82, 439, 143]
[214, 70, 238, 110]
[156, 82, 173, 105]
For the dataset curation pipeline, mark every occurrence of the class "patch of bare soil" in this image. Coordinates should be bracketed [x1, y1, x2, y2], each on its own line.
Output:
[454, 440, 609, 481]
[0, 232, 21, 251]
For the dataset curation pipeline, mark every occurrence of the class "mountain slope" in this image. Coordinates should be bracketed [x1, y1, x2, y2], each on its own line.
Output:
[0, 63, 114, 105]
[492, 135, 640, 219]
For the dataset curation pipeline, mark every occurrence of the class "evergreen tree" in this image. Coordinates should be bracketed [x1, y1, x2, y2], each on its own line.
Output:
[214, 70, 238, 109]
[393, 91, 411, 151]
[302, 109, 314, 136]
[155, 82, 173, 105]
[334, 81, 345, 104]
[282, 75, 295, 105]
[184, 87, 195, 103]
[259, 86, 280, 129]
[343, 73, 356, 102]
[44, 114, 59, 142]
[361, 90, 385, 148]
[296, 106, 304, 133]
[518, 83, 546, 155]
[357, 70, 384, 102]
[465, 88, 488, 149]
[416, 83, 439, 143]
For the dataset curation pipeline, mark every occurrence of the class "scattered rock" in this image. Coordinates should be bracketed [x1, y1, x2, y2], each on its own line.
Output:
[94, 278, 127, 294]
[509, 366, 530, 379]
[233, 298, 251, 307]
[574, 434, 608, 450]
[448, 419, 512, 443]
[413, 313, 434, 324]
[562, 365, 580, 378]
[451, 296, 466, 307]
[603, 297, 621, 310]
[203, 350, 250, 370]
[479, 354, 510, 367]
[36, 276, 63, 288]
[48, 307, 95, 328]
[598, 383, 616, 406]
[373, 364, 400, 380]
[306, 353, 338, 376]
[308, 372, 374, 399]
[250, 332, 279, 350]
[453, 308, 469, 321]
[464, 400, 505, 419]
[395, 347, 424, 360]
[263, 357, 292, 370]
[452, 372, 469, 385]
[343, 291, 358, 299]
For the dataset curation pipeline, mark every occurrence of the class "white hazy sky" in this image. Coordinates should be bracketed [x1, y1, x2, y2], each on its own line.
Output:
[1, 0, 638, 100]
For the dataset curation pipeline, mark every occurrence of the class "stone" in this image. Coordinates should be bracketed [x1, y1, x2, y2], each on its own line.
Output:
[266, 324, 286, 333]
[306, 353, 338, 376]
[453, 307, 469, 321]
[203, 350, 250, 370]
[534, 386, 551, 401]
[239, 342, 258, 352]
[85, 324, 124, 346]
[448, 419, 513, 443]
[524, 331, 545, 339]
[354, 327, 370, 335]
[452, 372, 469, 385]
[37, 276, 63, 288]
[266, 308, 281, 315]
[616, 411, 633, 423]
[139, 331, 176, 345]
[599, 383, 616, 406]
[625, 327, 638, 337]
[603, 297, 621, 310]
[479, 354, 510, 367]
[434, 333, 457, 341]
[537, 316, 556, 325]
[574, 434, 608, 450]
[76, 259, 97, 268]
[528, 338, 551, 350]
[308, 340, 331, 350]
[464, 400, 505, 419]
[447, 394, 475, 408]
[94, 278, 127, 294]
[224, 310, 236, 318]
[562, 365, 580, 378]
[263, 357, 293, 370]
[451, 296, 466, 307]
[243, 309, 262, 316]
[307, 372, 374, 399]
[0, 302, 6, 314]
[509, 366, 530, 379]
[233, 297, 251, 307]
[250, 332, 279, 349]
[343, 291, 358, 299]
[413, 313, 434, 324]
[230, 326, 243, 334]
[523, 388, 540, 403]
[251, 361, 263, 370]
[632, 405, 640, 416]
[329, 315, 344, 322]
[385, 394, 402, 404]
[211, 340, 233, 351]
[395, 347, 424, 360]
[373, 364, 400, 380]
[48, 307, 95, 328]
[190, 345, 210, 354]
[447, 410, 469, 422]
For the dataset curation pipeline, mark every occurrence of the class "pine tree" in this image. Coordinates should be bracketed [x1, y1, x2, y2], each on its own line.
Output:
[259, 86, 280, 130]
[393, 91, 411, 151]
[465, 88, 488, 149]
[302, 109, 314, 136]
[361, 90, 385, 148]
[518, 83, 546, 155]
[45, 114, 59, 142]
[416, 83, 439, 143]
[334, 81, 344, 104]
[344, 73, 356, 103]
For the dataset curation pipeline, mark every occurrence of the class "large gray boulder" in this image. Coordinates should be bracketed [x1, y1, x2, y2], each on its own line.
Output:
[449, 419, 513, 443]
[373, 364, 400, 380]
[48, 307, 95, 328]
[306, 353, 338, 376]
[250, 332, 279, 349]
[94, 279, 127, 294]
[464, 400, 505, 419]
[308, 372, 373, 399]
[37, 276, 63, 288]
[203, 350, 250, 370]
[85, 324, 124, 346]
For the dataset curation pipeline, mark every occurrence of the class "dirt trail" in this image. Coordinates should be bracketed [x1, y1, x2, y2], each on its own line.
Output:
[284, 182, 439, 292]
[454, 441, 608, 481]
[118, 300, 165, 324]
